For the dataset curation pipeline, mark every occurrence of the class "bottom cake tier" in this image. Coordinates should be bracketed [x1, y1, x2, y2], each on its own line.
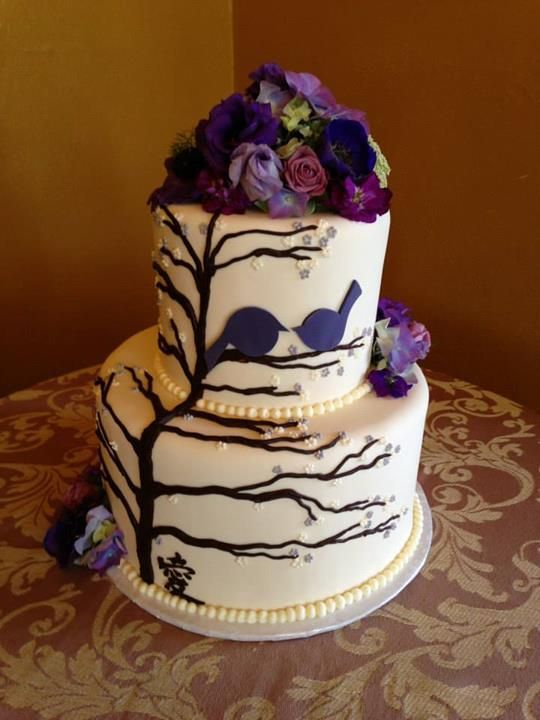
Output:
[96, 327, 429, 623]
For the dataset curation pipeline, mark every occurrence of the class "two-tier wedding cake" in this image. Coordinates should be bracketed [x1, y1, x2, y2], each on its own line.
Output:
[47, 63, 431, 631]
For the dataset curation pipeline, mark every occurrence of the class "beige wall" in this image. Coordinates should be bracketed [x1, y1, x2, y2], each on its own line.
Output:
[1, 0, 232, 395]
[233, 0, 540, 410]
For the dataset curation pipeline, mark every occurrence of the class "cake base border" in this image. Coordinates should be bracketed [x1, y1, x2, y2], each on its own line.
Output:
[107, 483, 432, 642]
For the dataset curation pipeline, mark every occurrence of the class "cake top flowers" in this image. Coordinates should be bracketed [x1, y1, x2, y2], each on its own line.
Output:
[149, 63, 392, 221]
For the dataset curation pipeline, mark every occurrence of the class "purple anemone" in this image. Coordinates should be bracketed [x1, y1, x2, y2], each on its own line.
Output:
[318, 119, 376, 181]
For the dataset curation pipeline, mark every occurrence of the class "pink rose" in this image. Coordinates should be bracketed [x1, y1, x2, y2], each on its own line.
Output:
[284, 146, 328, 196]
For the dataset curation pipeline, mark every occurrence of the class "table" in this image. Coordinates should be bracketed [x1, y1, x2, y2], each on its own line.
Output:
[1, 367, 539, 720]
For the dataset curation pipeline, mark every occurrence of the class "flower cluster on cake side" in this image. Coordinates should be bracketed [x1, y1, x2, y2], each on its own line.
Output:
[44, 467, 126, 573]
[369, 298, 431, 398]
[149, 63, 392, 221]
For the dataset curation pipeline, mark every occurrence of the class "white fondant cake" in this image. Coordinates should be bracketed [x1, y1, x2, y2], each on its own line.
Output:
[94, 64, 430, 629]
[154, 207, 390, 412]
[96, 207, 429, 625]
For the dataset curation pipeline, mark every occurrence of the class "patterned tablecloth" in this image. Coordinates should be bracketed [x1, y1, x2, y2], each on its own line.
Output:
[1, 367, 539, 720]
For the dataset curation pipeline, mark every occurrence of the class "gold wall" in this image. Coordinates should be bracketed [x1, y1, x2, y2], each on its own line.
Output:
[3, 0, 539, 411]
[233, 0, 540, 410]
[1, 0, 233, 395]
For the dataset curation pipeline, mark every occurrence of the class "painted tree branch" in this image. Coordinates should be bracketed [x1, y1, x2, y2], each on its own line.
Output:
[159, 204, 202, 275]
[203, 212, 221, 268]
[152, 514, 400, 561]
[185, 210, 221, 384]
[99, 449, 139, 529]
[95, 374, 140, 452]
[96, 414, 140, 499]
[226, 451, 392, 497]
[264, 335, 366, 362]
[124, 366, 165, 418]
[213, 245, 322, 272]
[217, 335, 365, 368]
[161, 424, 343, 455]
[201, 382, 300, 397]
[158, 331, 192, 384]
[215, 354, 341, 371]
[153, 261, 198, 335]
[152, 478, 386, 522]
[159, 245, 201, 291]
[188, 409, 301, 435]
[237, 439, 386, 491]
[210, 223, 319, 263]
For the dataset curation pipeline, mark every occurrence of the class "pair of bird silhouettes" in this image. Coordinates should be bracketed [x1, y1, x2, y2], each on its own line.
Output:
[205, 280, 362, 371]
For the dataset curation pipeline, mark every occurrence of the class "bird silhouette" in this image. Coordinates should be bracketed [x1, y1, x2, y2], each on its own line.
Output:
[205, 307, 287, 371]
[293, 280, 362, 351]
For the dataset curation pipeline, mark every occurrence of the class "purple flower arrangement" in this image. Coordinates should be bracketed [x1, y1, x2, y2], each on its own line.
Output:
[149, 63, 392, 221]
[369, 298, 431, 398]
[43, 466, 126, 574]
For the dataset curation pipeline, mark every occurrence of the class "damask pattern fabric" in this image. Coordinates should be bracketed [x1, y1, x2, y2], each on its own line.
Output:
[0, 367, 539, 719]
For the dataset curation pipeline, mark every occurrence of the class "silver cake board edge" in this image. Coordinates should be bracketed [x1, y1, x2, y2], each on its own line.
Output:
[107, 483, 432, 642]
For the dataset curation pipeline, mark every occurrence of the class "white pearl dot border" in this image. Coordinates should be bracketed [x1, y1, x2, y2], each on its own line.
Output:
[155, 353, 371, 420]
[118, 495, 423, 626]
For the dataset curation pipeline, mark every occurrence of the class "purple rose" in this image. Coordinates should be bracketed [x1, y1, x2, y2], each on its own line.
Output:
[368, 369, 412, 398]
[284, 146, 328, 196]
[318, 119, 376, 181]
[196, 169, 250, 215]
[87, 529, 126, 575]
[195, 93, 279, 174]
[329, 174, 392, 223]
[268, 189, 309, 218]
[378, 298, 411, 327]
[229, 143, 283, 202]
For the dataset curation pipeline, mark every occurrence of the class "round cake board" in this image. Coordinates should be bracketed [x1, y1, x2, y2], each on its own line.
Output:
[108, 483, 432, 642]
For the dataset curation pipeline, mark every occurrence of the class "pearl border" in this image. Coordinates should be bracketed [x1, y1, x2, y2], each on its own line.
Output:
[118, 495, 423, 625]
[155, 353, 371, 420]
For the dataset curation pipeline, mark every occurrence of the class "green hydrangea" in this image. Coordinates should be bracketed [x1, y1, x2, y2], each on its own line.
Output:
[281, 98, 312, 132]
[368, 136, 391, 188]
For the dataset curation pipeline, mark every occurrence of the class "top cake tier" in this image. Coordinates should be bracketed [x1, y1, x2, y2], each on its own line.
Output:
[152, 204, 389, 416]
